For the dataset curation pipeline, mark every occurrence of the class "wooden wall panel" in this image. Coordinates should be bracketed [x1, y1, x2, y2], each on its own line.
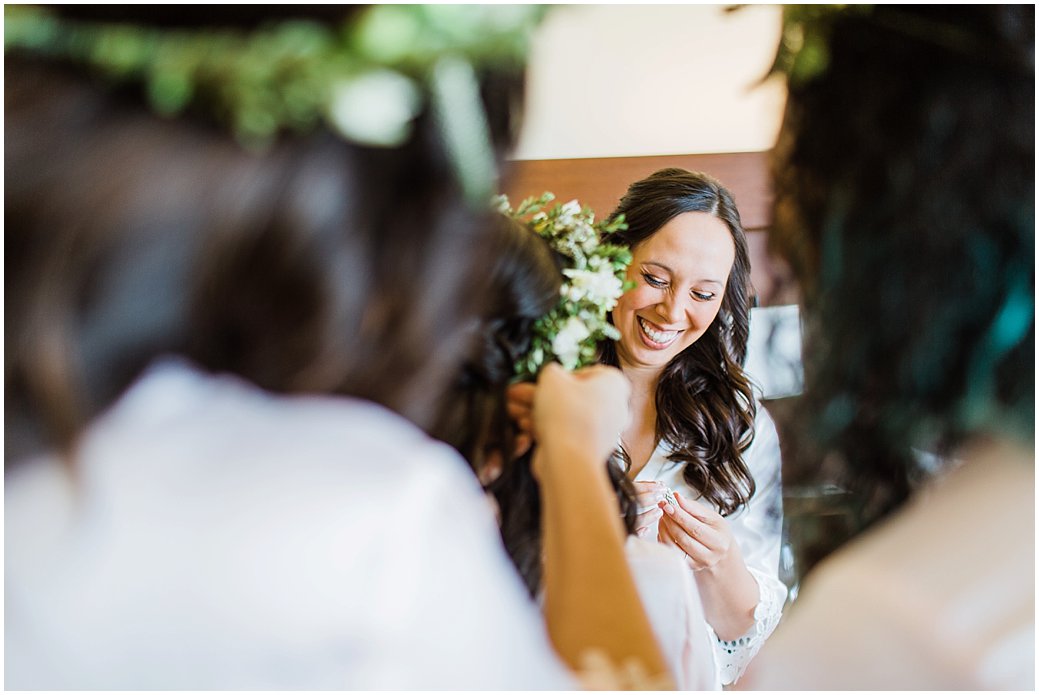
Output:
[503, 152, 773, 231]
[502, 152, 797, 305]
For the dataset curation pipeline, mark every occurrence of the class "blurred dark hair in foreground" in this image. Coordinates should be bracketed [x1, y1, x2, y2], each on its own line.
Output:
[769, 4, 1034, 546]
[4, 5, 529, 464]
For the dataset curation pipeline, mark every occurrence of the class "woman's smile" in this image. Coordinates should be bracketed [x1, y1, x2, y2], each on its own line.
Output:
[637, 316, 682, 348]
[613, 211, 735, 371]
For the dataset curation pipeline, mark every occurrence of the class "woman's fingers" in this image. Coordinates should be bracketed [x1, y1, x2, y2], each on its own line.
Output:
[659, 498, 725, 552]
[658, 520, 675, 547]
[507, 382, 538, 457]
[673, 491, 723, 526]
[659, 494, 738, 571]
[512, 432, 532, 459]
[506, 382, 536, 439]
[659, 515, 713, 568]
[634, 507, 663, 537]
[507, 381, 536, 408]
[633, 480, 666, 509]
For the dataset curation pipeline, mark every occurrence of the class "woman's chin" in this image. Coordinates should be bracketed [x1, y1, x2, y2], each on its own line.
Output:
[619, 340, 678, 371]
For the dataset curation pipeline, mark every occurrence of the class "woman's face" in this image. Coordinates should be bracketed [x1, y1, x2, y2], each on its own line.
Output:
[613, 211, 736, 373]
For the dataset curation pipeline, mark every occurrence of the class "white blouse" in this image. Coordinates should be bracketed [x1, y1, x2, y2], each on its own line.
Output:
[5, 359, 575, 689]
[633, 403, 787, 684]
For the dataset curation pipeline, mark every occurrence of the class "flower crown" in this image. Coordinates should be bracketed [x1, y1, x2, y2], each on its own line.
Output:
[495, 193, 633, 380]
[4, 4, 546, 203]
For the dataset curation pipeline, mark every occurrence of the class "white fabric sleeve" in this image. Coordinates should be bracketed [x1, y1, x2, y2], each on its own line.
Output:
[709, 404, 787, 685]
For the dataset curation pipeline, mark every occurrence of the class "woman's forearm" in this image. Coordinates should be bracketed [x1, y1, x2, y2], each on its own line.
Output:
[695, 550, 759, 640]
[537, 442, 671, 681]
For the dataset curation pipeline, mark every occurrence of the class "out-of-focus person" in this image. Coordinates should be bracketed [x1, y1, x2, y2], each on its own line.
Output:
[743, 5, 1034, 689]
[4, 5, 671, 689]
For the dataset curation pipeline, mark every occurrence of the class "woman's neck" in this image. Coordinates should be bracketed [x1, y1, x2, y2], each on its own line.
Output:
[618, 359, 663, 477]
[617, 359, 661, 401]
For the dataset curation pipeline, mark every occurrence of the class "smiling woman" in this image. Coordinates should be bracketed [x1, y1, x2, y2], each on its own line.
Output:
[599, 168, 786, 685]
[615, 212, 736, 368]
[602, 169, 755, 504]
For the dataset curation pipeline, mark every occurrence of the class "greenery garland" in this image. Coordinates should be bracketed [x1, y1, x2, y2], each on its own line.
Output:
[494, 193, 633, 379]
[4, 4, 545, 150]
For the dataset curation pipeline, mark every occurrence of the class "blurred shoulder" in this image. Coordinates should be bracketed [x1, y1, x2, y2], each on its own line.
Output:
[8, 358, 481, 513]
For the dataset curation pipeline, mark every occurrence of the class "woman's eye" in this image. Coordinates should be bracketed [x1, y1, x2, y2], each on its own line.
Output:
[691, 290, 716, 301]
[642, 273, 667, 288]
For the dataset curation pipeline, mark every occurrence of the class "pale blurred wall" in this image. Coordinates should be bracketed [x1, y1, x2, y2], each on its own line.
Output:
[514, 4, 786, 160]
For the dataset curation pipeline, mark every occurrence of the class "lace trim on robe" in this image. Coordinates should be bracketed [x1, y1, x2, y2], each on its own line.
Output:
[708, 567, 785, 685]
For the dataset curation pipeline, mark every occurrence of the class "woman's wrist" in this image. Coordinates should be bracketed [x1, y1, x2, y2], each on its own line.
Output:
[701, 537, 747, 579]
[696, 549, 759, 640]
[535, 437, 613, 485]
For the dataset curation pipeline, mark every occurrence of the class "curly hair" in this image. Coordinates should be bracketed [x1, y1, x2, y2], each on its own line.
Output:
[432, 216, 638, 598]
[430, 216, 563, 472]
[601, 168, 757, 516]
[770, 5, 1034, 528]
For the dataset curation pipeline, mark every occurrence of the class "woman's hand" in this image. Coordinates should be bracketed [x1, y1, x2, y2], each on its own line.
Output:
[532, 363, 630, 466]
[658, 489, 760, 640]
[658, 490, 740, 572]
[532, 364, 670, 681]
[632, 481, 666, 538]
[505, 381, 536, 459]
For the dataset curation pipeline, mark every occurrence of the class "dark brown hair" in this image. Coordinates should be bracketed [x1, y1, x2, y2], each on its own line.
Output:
[602, 168, 757, 515]
[770, 5, 1034, 533]
[430, 215, 562, 471]
[4, 7, 528, 464]
[433, 217, 638, 597]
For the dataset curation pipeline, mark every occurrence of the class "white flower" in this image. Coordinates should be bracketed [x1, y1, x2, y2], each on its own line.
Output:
[567, 219, 597, 250]
[562, 265, 625, 308]
[495, 193, 632, 379]
[578, 224, 601, 253]
[557, 199, 582, 226]
[552, 316, 591, 369]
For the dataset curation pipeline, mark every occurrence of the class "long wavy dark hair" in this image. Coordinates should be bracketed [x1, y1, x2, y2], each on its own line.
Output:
[770, 5, 1034, 533]
[432, 216, 638, 597]
[600, 168, 757, 516]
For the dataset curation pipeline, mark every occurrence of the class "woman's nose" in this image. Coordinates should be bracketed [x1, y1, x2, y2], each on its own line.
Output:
[655, 293, 688, 325]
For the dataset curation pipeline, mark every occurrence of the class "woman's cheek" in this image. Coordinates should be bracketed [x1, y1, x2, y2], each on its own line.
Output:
[621, 285, 656, 313]
[696, 302, 724, 331]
